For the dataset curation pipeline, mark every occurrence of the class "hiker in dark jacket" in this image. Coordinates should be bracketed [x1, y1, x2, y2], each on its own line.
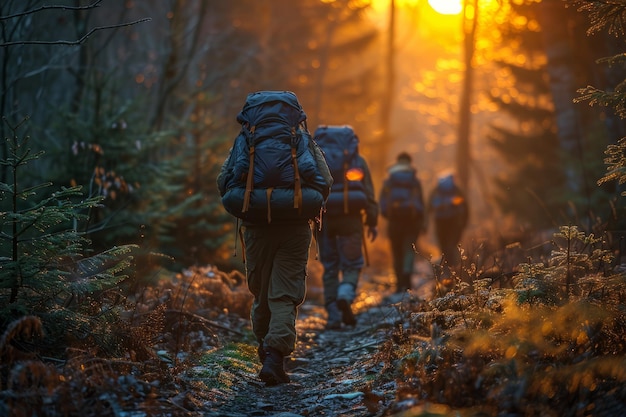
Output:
[314, 125, 378, 330]
[217, 91, 332, 385]
[379, 152, 425, 293]
[428, 172, 469, 271]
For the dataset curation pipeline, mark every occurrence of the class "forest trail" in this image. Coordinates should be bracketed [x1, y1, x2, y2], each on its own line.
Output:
[202, 262, 436, 417]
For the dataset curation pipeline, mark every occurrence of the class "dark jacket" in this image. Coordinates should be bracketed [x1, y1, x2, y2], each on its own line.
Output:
[428, 174, 468, 226]
[379, 161, 424, 226]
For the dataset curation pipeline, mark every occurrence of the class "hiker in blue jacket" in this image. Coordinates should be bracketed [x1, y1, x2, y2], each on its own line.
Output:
[314, 125, 379, 330]
[379, 152, 425, 293]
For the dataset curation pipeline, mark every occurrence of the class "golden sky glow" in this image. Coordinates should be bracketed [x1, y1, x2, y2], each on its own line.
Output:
[369, 0, 462, 16]
[427, 0, 463, 15]
[367, 0, 462, 36]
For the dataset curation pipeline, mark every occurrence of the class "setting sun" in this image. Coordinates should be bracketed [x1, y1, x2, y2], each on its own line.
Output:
[427, 0, 463, 15]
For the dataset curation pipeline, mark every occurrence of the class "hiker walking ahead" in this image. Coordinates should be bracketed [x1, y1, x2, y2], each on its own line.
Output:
[428, 172, 468, 270]
[379, 152, 425, 293]
[314, 125, 378, 330]
[217, 91, 332, 385]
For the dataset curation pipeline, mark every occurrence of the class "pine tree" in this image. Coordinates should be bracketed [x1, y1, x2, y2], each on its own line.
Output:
[487, 0, 568, 230]
[140, 93, 234, 268]
[574, 0, 626, 234]
[53, 81, 156, 252]
[574, 0, 626, 188]
[0, 118, 137, 349]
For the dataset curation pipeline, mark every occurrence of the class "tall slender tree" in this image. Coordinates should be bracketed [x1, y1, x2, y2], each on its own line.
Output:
[456, 0, 479, 192]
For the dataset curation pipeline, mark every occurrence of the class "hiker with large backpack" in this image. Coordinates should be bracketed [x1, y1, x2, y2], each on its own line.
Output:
[313, 125, 378, 330]
[379, 152, 425, 293]
[217, 91, 332, 385]
[428, 172, 469, 272]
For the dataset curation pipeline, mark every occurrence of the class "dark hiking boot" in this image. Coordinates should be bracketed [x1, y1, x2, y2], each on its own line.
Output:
[325, 301, 342, 330]
[337, 298, 356, 326]
[259, 347, 290, 386]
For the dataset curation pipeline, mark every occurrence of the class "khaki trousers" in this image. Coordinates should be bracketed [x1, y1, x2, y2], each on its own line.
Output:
[243, 222, 311, 356]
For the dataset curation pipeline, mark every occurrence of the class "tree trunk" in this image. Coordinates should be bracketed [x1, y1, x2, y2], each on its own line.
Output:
[456, 0, 477, 193]
[376, 0, 396, 177]
[312, 13, 339, 125]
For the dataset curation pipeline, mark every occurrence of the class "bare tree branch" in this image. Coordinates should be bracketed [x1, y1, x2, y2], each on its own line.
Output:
[0, 0, 103, 21]
[0, 18, 152, 47]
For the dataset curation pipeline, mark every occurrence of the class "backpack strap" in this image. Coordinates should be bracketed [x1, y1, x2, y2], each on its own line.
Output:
[342, 159, 349, 214]
[410, 182, 417, 218]
[266, 188, 274, 223]
[239, 223, 246, 264]
[291, 127, 303, 213]
[242, 125, 256, 213]
[231, 218, 246, 263]
[232, 218, 239, 257]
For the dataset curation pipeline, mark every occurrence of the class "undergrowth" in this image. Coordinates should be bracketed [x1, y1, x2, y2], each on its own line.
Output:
[0, 121, 253, 416]
[0, 265, 253, 416]
[377, 226, 626, 416]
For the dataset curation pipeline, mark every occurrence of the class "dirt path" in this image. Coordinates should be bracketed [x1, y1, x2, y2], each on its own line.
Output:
[204, 264, 435, 417]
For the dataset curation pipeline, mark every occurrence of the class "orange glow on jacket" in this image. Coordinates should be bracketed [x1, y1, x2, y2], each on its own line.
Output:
[345, 167, 364, 181]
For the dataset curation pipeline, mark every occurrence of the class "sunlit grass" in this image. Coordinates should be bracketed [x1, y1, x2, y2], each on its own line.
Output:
[190, 342, 260, 391]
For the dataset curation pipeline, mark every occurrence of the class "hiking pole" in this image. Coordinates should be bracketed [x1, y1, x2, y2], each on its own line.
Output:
[232, 218, 239, 257]
[311, 219, 321, 261]
[312, 207, 324, 260]
[362, 226, 370, 267]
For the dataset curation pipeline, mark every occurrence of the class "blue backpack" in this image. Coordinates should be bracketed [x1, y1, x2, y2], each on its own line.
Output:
[313, 125, 368, 215]
[431, 174, 467, 220]
[381, 169, 424, 220]
[219, 91, 332, 223]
